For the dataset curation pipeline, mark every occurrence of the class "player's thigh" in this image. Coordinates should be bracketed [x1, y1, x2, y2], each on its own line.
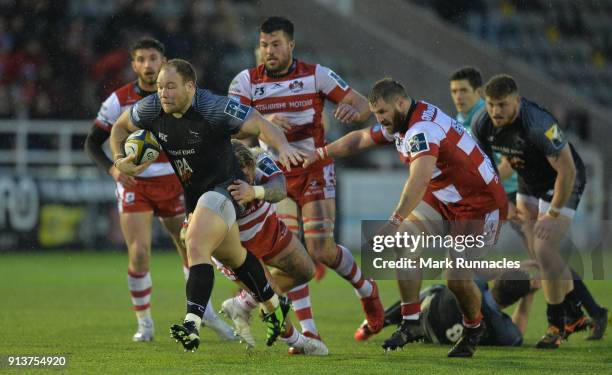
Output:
[391, 201, 444, 262]
[406, 200, 445, 235]
[120, 211, 154, 251]
[533, 214, 572, 255]
[159, 213, 186, 241]
[186, 207, 231, 263]
[516, 195, 538, 228]
[212, 223, 248, 269]
[266, 235, 315, 284]
[276, 197, 300, 235]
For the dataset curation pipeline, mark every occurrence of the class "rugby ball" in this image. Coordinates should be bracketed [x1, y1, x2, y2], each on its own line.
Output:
[124, 130, 161, 165]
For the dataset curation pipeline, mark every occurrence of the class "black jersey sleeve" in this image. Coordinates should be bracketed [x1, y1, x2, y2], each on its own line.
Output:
[523, 103, 567, 158]
[193, 88, 252, 136]
[129, 94, 161, 131]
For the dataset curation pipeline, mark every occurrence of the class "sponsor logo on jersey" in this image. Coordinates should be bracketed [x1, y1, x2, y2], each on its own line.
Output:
[328, 70, 349, 90]
[408, 132, 430, 156]
[544, 123, 564, 148]
[421, 105, 436, 122]
[289, 80, 304, 93]
[174, 157, 194, 185]
[158, 132, 168, 142]
[186, 129, 201, 145]
[254, 86, 265, 97]
[258, 155, 281, 176]
[224, 99, 251, 121]
[450, 119, 465, 136]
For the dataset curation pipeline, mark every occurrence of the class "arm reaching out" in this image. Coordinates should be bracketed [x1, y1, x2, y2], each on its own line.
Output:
[303, 126, 382, 168]
[239, 110, 304, 171]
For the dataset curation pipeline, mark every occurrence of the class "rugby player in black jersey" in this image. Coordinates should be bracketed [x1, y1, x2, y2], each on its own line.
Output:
[109, 59, 304, 352]
[472, 75, 607, 348]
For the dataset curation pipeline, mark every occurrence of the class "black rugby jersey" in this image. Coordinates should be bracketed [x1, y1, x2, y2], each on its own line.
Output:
[472, 98, 584, 192]
[130, 88, 252, 212]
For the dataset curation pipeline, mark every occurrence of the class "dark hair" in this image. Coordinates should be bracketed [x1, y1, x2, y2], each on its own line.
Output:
[260, 16, 294, 39]
[491, 270, 531, 307]
[368, 78, 409, 104]
[163, 59, 197, 84]
[130, 37, 165, 57]
[484, 74, 519, 99]
[450, 66, 483, 89]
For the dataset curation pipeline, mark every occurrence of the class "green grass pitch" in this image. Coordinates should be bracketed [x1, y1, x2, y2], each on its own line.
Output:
[1, 251, 611, 374]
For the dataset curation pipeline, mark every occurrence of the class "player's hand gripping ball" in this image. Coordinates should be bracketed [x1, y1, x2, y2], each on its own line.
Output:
[124, 130, 161, 165]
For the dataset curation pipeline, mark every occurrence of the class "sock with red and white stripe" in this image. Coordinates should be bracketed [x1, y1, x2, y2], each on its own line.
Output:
[287, 284, 318, 335]
[277, 214, 299, 234]
[236, 289, 258, 312]
[463, 312, 483, 328]
[128, 269, 152, 321]
[331, 245, 373, 299]
[401, 302, 421, 321]
[280, 324, 306, 347]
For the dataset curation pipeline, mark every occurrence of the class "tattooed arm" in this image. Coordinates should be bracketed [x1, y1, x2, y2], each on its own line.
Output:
[227, 151, 287, 205]
[260, 173, 287, 203]
[227, 174, 286, 205]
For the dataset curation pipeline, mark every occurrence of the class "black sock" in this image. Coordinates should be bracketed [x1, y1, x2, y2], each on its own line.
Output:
[546, 302, 566, 329]
[570, 269, 606, 317]
[186, 263, 214, 319]
[231, 251, 275, 302]
[564, 288, 585, 321]
[385, 300, 403, 326]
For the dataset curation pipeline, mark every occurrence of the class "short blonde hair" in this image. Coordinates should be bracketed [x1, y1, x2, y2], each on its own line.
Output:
[231, 140, 256, 172]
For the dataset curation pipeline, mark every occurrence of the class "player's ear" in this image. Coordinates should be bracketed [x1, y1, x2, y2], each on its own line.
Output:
[475, 87, 482, 97]
[395, 96, 406, 112]
[288, 38, 295, 52]
[186, 80, 195, 93]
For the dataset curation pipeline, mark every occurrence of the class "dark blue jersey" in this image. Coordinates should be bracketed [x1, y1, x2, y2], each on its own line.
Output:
[421, 282, 522, 346]
[472, 98, 584, 192]
[130, 88, 252, 212]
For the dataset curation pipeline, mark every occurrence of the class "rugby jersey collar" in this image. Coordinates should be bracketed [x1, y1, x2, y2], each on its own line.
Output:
[134, 81, 157, 97]
[264, 59, 298, 79]
[399, 99, 418, 135]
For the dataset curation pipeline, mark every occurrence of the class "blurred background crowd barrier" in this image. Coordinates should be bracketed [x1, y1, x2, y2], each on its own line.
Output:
[1, 0, 609, 251]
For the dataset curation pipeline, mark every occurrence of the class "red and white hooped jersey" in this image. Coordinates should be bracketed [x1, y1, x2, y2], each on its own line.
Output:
[228, 60, 352, 176]
[237, 151, 285, 249]
[94, 81, 173, 178]
[370, 101, 506, 213]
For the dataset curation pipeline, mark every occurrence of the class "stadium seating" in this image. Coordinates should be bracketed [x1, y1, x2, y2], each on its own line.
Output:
[413, 0, 612, 106]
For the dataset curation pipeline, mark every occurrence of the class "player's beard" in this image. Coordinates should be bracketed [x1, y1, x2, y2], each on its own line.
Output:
[391, 109, 408, 133]
[139, 72, 158, 89]
[265, 55, 291, 75]
[494, 106, 518, 127]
